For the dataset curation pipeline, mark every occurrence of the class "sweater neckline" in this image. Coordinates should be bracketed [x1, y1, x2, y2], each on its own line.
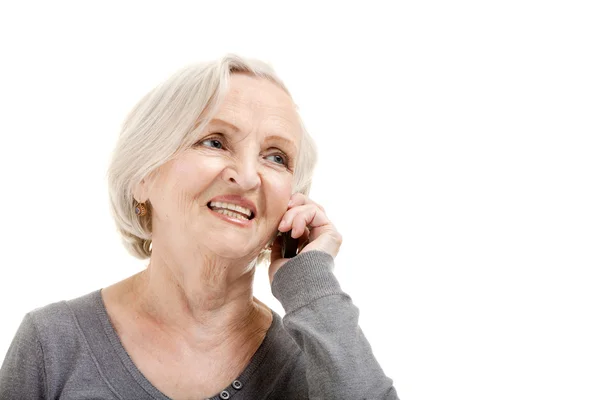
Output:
[91, 288, 280, 400]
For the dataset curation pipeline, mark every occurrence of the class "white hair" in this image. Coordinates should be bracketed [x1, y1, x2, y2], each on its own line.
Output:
[107, 54, 318, 266]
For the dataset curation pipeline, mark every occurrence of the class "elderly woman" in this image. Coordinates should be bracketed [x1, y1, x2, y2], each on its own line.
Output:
[0, 55, 398, 399]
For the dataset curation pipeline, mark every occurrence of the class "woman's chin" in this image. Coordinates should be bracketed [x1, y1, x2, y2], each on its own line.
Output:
[208, 241, 258, 260]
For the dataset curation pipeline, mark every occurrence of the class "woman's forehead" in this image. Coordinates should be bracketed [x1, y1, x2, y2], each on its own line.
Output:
[209, 75, 302, 140]
[222, 74, 297, 115]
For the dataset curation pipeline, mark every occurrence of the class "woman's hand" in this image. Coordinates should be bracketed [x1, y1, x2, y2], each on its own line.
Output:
[268, 193, 343, 284]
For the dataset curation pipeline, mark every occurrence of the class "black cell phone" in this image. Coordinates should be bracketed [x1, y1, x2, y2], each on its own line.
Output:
[281, 230, 300, 258]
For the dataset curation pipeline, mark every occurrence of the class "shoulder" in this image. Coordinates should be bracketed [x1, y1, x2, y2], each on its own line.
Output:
[1, 290, 103, 398]
[26, 290, 101, 351]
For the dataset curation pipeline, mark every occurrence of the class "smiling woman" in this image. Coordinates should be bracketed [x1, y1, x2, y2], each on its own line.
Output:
[0, 54, 399, 399]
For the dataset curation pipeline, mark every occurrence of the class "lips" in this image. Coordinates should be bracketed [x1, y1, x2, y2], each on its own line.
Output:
[206, 194, 258, 219]
[208, 202, 254, 220]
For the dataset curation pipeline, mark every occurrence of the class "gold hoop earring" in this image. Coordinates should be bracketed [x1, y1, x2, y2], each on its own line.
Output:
[134, 202, 147, 217]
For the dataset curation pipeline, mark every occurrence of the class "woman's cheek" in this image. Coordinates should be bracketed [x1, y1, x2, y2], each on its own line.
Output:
[269, 172, 293, 200]
[173, 154, 223, 191]
[258, 173, 289, 220]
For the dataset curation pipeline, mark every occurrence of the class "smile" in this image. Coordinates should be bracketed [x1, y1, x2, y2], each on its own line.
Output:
[207, 202, 255, 226]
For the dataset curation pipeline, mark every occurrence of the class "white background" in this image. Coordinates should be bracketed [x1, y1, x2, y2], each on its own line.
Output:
[0, 1, 599, 399]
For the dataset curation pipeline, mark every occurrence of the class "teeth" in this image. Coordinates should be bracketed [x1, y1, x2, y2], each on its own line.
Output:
[209, 201, 252, 217]
[215, 209, 249, 221]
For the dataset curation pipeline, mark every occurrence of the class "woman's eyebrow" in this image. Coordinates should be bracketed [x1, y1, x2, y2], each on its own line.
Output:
[209, 117, 240, 132]
[264, 135, 298, 153]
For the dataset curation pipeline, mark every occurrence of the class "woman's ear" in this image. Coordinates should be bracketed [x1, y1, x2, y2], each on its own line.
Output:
[133, 178, 149, 203]
[134, 169, 160, 203]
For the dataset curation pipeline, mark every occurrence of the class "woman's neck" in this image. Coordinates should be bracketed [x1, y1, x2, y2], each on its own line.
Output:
[119, 250, 272, 353]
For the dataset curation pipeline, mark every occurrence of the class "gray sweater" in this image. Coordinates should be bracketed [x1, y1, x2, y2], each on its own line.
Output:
[0, 251, 399, 399]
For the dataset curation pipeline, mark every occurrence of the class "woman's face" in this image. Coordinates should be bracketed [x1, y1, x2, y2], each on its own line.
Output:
[143, 74, 302, 262]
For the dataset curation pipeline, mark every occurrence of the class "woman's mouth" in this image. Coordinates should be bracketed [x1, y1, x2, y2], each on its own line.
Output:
[207, 201, 255, 222]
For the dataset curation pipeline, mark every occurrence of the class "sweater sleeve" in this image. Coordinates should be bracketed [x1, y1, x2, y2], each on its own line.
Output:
[0, 313, 47, 400]
[271, 250, 399, 400]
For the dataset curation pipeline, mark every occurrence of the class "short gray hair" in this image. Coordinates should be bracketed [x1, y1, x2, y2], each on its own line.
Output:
[107, 54, 318, 265]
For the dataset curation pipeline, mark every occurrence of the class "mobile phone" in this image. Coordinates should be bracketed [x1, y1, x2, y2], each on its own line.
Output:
[281, 230, 300, 258]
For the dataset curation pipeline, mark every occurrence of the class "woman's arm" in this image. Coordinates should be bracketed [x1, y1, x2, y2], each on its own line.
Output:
[0, 313, 47, 399]
[272, 250, 399, 400]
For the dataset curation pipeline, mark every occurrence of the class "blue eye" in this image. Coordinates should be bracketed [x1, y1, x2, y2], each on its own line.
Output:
[201, 139, 223, 149]
[267, 154, 288, 166]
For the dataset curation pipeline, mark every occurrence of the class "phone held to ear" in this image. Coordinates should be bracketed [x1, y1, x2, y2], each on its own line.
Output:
[281, 230, 300, 258]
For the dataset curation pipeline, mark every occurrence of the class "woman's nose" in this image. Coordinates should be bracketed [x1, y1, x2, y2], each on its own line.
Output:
[223, 156, 261, 191]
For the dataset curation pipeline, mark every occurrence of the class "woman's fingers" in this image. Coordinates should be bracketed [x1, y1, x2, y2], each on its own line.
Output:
[269, 195, 342, 284]
[293, 207, 329, 239]
[279, 204, 329, 238]
[280, 202, 341, 254]
[287, 192, 325, 212]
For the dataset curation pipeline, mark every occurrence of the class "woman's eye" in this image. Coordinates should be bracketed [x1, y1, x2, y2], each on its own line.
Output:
[199, 139, 223, 149]
[266, 154, 287, 166]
